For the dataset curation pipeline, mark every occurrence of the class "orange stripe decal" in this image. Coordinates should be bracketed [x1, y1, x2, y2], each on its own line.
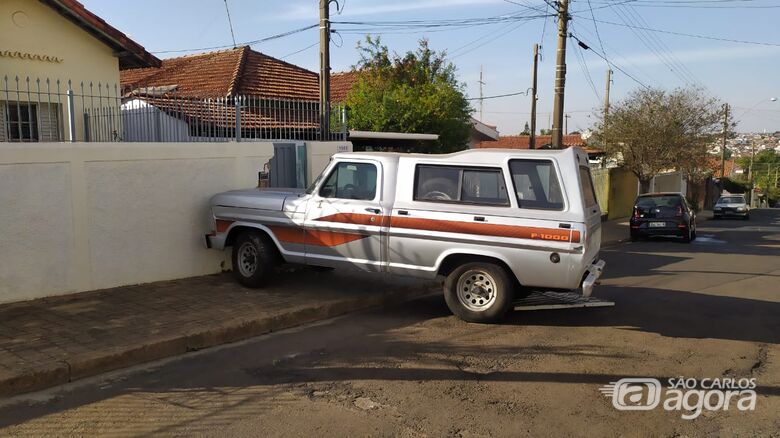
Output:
[269, 225, 368, 247]
[314, 213, 580, 243]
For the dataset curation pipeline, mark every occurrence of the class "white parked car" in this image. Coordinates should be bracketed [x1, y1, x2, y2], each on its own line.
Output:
[714, 195, 750, 220]
[205, 148, 605, 323]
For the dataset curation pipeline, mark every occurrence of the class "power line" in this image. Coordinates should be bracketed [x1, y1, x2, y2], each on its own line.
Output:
[451, 20, 532, 59]
[223, 0, 237, 48]
[152, 24, 319, 54]
[570, 17, 658, 86]
[589, 0, 780, 8]
[586, 0, 608, 63]
[611, 5, 698, 87]
[466, 90, 530, 100]
[571, 27, 602, 101]
[569, 33, 651, 88]
[281, 42, 319, 59]
[572, 14, 780, 47]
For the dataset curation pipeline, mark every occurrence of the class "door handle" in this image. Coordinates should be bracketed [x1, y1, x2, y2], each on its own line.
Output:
[365, 207, 381, 214]
[474, 216, 486, 222]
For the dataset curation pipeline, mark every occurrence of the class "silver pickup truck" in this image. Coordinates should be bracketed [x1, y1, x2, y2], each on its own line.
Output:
[205, 148, 605, 322]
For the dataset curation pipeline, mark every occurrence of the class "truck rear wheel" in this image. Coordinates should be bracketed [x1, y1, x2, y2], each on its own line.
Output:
[444, 262, 514, 323]
[232, 230, 277, 288]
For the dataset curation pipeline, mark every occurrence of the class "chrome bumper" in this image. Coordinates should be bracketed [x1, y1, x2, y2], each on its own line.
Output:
[581, 259, 606, 297]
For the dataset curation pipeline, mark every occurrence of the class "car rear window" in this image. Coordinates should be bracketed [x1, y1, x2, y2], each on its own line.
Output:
[509, 159, 564, 210]
[718, 196, 745, 203]
[414, 165, 509, 206]
[636, 195, 682, 209]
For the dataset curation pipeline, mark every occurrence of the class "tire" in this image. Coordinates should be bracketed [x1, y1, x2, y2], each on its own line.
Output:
[231, 230, 278, 288]
[630, 231, 640, 242]
[443, 262, 514, 323]
[713, 215, 720, 220]
[744, 215, 750, 221]
[682, 227, 692, 243]
[691, 228, 697, 240]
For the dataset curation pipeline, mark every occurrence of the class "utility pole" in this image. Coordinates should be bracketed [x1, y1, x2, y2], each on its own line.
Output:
[603, 68, 612, 150]
[319, 0, 331, 140]
[720, 103, 729, 178]
[551, 0, 569, 149]
[529, 44, 539, 149]
[478, 66, 485, 121]
[564, 113, 571, 136]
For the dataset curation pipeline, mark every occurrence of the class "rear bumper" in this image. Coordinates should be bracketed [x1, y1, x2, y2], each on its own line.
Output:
[581, 259, 605, 297]
[630, 220, 687, 237]
[713, 210, 748, 217]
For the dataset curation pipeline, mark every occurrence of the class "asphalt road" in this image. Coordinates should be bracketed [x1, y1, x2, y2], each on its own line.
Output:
[1, 210, 779, 437]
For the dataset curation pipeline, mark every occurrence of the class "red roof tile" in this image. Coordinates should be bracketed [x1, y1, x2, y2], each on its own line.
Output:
[40, 0, 159, 69]
[475, 135, 586, 149]
[330, 71, 360, 102]
[120, 47, 319, 99]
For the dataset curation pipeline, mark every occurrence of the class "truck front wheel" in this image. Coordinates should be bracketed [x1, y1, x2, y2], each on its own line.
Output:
[232, 230, 277, 288]
[444, 262, 514, 323]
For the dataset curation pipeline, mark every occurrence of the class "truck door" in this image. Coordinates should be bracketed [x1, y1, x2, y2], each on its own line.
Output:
[303, 160, 385, 271]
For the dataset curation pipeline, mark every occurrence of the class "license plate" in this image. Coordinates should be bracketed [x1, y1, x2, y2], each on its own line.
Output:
[649, 222, 666, 228]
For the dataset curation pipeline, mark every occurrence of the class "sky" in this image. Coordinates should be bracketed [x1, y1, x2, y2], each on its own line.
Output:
[81, 0, 780, 135]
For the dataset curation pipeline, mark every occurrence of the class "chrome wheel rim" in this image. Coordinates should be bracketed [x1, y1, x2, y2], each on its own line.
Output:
[237, 242, 258, 277]
[456, 270, 498, 312]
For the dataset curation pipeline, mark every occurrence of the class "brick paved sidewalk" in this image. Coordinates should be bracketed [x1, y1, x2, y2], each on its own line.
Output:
[0, 269, 436, 397]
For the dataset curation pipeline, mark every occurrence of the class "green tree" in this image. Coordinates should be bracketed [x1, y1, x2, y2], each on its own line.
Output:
[595, 87, 727, 193]
[738, 150, 780, 204]
[345, 37, 472, 153]
[521, 122, 530, 135]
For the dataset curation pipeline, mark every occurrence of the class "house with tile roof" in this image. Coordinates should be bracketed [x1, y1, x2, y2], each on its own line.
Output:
[119, 46, 343, 141]
[1, 0, 159, 142]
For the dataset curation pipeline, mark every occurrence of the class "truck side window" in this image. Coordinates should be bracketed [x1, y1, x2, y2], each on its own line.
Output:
[579, 166, 599, 209]
[509, 159, 564, 210]
[319, 162, 377, 200]
[415, 165, 509, 206]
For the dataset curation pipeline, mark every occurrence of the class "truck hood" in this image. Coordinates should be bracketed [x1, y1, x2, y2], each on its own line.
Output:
[210, 187, 306, 210]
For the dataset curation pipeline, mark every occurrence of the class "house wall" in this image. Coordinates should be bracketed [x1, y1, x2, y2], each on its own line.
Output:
[0, 141, 350, 304]
[591, 168, 610, 216]
[0, 0, 121, 141]
[607, 167, 639, 220]
[651, 171, 686, 195]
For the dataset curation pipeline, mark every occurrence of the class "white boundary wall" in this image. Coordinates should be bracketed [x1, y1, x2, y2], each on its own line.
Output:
[0, 141, 350, 303]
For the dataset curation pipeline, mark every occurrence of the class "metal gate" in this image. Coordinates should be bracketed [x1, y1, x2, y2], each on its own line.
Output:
[269, 142, 306, 188]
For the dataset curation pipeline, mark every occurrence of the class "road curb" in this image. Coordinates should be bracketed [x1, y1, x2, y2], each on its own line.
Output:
[0, 283, 436, 398]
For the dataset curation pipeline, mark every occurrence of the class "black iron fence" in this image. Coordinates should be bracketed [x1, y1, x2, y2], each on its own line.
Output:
[1, 75, 347, 143]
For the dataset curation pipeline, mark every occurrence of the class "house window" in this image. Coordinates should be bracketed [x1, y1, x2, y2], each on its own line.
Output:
[5, 103, 39, 142]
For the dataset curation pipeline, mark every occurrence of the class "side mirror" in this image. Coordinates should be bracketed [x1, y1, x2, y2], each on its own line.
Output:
[320, 186, 333, 198]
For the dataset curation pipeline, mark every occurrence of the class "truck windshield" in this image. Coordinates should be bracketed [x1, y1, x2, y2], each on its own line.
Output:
[718, 196, 745, 204]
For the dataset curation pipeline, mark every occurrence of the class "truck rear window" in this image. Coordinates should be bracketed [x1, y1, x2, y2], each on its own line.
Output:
[509, 159, 564, 210]
[414, 165, 509, 206]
